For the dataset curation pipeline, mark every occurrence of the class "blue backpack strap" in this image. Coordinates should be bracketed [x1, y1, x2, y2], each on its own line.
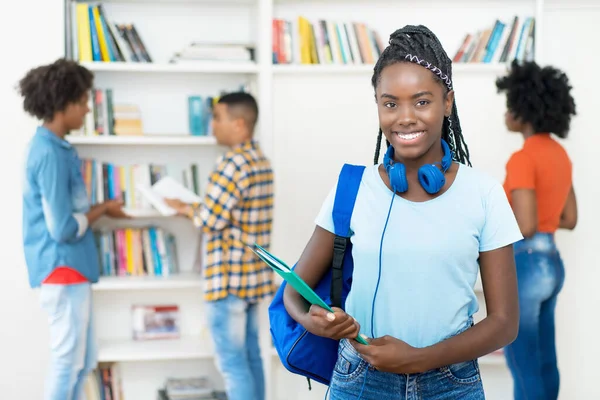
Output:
[330, 164, 365, 308]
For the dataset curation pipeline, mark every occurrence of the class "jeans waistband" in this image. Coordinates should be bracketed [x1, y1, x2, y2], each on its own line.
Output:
[514, 232, 557, 254]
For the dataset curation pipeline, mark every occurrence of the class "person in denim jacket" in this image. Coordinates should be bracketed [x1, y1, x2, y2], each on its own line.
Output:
[497, 60, 577, 400]
[19, 59, 128, 400]
[283, 26, 523, 399]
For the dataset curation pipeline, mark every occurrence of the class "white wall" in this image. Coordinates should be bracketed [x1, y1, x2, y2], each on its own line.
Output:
[1, 1, 598, 399]
[542, 4, 600, 398]
[0, 0, 63, 398]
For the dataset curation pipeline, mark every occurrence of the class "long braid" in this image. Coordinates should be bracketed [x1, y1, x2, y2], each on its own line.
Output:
[371, 25, 472, 166]
[374, 128, 383, 165]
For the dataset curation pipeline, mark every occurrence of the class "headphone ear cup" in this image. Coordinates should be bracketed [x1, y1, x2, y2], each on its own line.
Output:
[418, 165, 446, 194]
[388, 162, 408, 193]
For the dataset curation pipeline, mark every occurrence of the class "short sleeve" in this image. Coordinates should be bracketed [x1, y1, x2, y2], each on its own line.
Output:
[505, 151, 535, 191]
[314, 184, 337, 234]
[479, 183, 523, 252]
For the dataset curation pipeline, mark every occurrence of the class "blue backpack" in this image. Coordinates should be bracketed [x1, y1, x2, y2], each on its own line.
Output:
[268, 163, 365, 388]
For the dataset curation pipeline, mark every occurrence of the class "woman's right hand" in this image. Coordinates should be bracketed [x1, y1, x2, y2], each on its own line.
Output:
[104, 199, 130, 219]
[301, 305, 361, 341]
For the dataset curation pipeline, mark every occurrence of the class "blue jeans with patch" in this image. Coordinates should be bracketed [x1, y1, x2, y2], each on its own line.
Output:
[39, 283, 97, 400]
[504, 233, 565, 400]
[206, 295, 264, 400]
[329, 338, 485, 399]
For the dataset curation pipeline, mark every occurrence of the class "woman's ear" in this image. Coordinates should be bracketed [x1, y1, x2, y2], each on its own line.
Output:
[444, 90, 455, 117]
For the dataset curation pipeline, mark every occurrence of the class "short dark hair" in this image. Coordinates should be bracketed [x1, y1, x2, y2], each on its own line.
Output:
[17, 58, 93, 122]
[218, 91, 259, 131]
[371, 25, 471, 166]
[496, 60, 576, 139]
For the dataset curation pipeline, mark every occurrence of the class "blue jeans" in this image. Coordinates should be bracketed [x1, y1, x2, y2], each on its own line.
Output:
[206, 295, 264, 400]
[505, 233, 565, 400]
[39, 283, 97, 400]
[329, 339, 485, 399]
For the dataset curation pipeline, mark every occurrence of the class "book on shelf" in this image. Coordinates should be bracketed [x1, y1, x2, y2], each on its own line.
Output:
[453, 16, 535, 64]
[83, 363, 123, 400]
[94, 226, 178, 278]
[80, 159, 204, 214]
[132, 304, 180, 340]
[170, 42, 256, 65]
[273, 17, 384, 65]
[70, 2, 152, 63]
[158, 380, 226, 400]
[69, 86, 143, 137]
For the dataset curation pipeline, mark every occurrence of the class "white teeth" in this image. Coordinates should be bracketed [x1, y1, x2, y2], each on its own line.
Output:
[396, 131, 424, 140]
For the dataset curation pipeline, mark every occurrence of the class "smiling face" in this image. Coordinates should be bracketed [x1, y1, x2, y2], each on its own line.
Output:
[375, 62, 454, 164]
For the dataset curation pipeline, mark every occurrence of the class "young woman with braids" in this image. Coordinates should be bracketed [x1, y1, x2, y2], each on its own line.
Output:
[496, 61, 577, 400]
[283, 25, 523, 399]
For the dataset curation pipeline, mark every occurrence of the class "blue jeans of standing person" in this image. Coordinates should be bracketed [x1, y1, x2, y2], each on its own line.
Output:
[329, 338, 485, 399]
[40, 283, 97, 400]
[206, 295, 265, 400]
[504, 233, 565, 400]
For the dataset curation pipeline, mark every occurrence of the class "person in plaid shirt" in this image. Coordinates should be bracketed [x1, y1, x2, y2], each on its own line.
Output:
[166, 92, 274, 400]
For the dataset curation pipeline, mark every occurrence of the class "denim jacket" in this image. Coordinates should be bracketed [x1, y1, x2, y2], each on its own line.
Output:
[22, 126, 99, 287]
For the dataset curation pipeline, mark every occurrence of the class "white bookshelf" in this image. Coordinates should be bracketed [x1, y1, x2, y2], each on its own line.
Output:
[93, 271, 203, 291]
[80, 60, 260, 74]
[64, 0, 543, 399]
[67, 134, 218, 145]
[98, 336, 214, 362]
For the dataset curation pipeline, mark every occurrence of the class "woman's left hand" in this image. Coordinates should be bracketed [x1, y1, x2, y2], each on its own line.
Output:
[351, 335, 423, 374]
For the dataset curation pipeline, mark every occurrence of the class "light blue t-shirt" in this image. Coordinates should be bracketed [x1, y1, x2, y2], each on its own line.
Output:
[315, 163, 523, 348]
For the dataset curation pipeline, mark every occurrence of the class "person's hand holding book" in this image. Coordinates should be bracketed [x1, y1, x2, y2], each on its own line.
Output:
[104, 199, 130, 219]
[164, 198, 195, 219]
[301, 305, 362, 342]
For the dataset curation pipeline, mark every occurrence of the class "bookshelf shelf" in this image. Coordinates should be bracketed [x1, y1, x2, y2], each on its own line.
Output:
[66, 135, 218, 146]
[80, 61, 259, 74]
[272, 63, 510, 75]
[93, 272, 203, 291]
[98, 336, 213, 362]
[272, 64, 374, 74]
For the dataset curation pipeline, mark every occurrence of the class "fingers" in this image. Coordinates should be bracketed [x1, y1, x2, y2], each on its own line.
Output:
[308, 305, 359, 340]
[335, 319, 361, 340]
[308, 304, 334, 320]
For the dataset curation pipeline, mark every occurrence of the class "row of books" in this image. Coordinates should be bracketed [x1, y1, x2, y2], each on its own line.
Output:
[75, 87, 143, 137]
[71, 2, 151, 63]
[94, 227, 178, 278]
[272, 17, 384, 65]
[70, 87, 253, 137]
[79, 159, 203, 210]
[84, 364, 123, 400]
[453, 16, 535, 64]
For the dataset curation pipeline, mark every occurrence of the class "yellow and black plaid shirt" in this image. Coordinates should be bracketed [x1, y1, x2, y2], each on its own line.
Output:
[192, 140, 275, 303]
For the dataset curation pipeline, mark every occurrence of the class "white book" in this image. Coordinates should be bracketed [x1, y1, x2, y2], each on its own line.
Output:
[136, 176, 203, 216]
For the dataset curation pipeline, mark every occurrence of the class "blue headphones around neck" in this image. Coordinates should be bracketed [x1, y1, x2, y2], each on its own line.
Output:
[383, 139, 452, 194]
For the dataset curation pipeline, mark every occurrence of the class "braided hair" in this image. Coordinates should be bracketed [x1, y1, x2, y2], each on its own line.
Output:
[371, 25, 471, 166]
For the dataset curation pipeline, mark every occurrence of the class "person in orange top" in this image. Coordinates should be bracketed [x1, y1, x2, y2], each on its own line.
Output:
[496, 60, 577, 400]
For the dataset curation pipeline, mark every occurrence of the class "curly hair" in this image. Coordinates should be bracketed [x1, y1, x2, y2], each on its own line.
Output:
[17, 58, 93, 122]
[496, 60, 576, 139]
[371, 25, 471, 166]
